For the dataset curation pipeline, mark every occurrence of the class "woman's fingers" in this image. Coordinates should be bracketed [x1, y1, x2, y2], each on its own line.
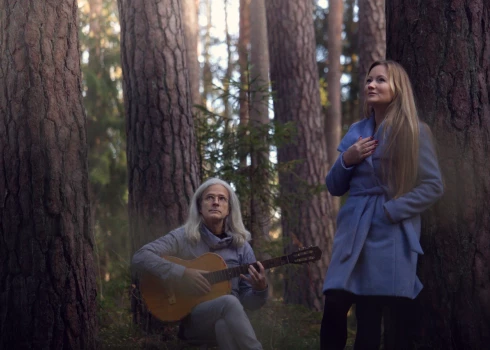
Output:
[345, 137, 378, 166]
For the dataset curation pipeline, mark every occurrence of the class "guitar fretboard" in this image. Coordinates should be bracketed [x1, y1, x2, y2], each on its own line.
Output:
[203, 255, 290, 284]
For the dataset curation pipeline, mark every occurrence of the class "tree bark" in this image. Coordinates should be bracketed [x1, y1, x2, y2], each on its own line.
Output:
[358, 0, 385, 118]
[117, 0, 200, 331]
[182, 0, 201, 108]
[201, 0, 213, 107]
[0, 1, 97, 348]
[223, 0, 233, 123]
[325, 0, 343, 170]
[266, 0, 335, 311]
[238, 0, 251, 169]
[386, 0, 490, 348]
[325, 0, 344, 214]
[222, 0, 234, 172]
[249, 0, 271, 257]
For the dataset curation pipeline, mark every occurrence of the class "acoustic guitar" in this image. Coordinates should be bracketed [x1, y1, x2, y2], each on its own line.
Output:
[139, 246, 322, 322]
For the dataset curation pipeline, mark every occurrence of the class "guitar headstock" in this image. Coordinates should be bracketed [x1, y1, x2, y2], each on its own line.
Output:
[288, 246, 322, 264]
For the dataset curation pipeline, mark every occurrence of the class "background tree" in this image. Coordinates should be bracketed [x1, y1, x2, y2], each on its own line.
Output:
[386, 0, 490, 348]
[238, 0, 251, 168]
[182, 0, 201, 108]
[314, 0, 360, 128]
[358, 0, 385, 117]
[341, 0, 360, 126]
[249, 0, 271, 252]
[0, 0, 97, 348]
[201, 0, 214, 107]
[117, 0, 200, 330]
[266, 0, 335, 311]
[325, 0, 344, 214]
[325, 0, 343, 171]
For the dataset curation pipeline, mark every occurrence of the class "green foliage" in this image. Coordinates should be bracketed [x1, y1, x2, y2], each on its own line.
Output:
[96, 262, 140, 349]
[194, 75, 327, 248]
[314, 0, 360, 126]
[194, 76, 298, 243]
[79, 1, 130, 296]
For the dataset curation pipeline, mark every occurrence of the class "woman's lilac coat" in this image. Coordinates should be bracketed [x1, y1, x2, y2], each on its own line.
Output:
[322, 116, 444, 298]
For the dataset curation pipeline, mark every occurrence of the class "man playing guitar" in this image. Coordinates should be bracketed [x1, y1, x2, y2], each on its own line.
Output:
[132, 178, 268, 349]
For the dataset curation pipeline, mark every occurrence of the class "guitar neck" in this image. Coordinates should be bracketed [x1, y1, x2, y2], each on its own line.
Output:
[204, 255, 290, 285]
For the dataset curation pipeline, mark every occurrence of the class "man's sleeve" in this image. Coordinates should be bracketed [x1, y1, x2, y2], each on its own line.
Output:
[131, 230, 186, 281]
[238, 244, 268, 310]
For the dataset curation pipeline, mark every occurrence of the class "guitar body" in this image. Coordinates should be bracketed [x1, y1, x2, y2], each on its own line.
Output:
[139, 246, 322, 323]
[140, 253, 232, 322]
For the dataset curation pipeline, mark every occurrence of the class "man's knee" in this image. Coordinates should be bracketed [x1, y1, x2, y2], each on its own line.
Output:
[215, 295, 248, 318]
[216, 295, 242, 310]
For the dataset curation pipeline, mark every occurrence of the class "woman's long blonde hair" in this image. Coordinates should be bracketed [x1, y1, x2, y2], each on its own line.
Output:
[363, 60, 420, 198]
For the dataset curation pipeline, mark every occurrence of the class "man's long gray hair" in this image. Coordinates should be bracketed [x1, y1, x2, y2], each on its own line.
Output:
[184, 178, 251, 246]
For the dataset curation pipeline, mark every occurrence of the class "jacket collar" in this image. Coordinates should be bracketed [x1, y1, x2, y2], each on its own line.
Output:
[200, 224, 233, 251]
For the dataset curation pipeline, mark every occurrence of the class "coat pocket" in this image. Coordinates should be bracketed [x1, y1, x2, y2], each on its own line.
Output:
[401, 219, 424, 255]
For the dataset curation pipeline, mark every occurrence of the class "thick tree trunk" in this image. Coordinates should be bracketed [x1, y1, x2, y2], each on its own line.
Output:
[358, 0, 385, 118]
[386, 1, 490, 349]
[266, 0, 335, 311]
[182, 0, 201, 108]
[117, 0, 200, 331]
[0, 1, 97, 348]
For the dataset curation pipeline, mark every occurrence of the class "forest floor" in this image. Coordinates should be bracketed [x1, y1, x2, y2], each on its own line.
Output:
[95, 264, 361, 349]
[97, 294, 359, 349]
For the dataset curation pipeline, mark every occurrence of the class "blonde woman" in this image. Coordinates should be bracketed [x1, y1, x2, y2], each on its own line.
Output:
[320, 60, 444, 349]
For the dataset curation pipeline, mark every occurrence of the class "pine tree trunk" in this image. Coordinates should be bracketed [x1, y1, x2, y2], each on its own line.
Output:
[222, 0, 234, 173]
[0, 1, 97, 348]
[358, 0, 385, 118]
[238, 0, 251, 169]
[201, 0, 213, 107]
[249, 0, 271, 253]
[266, 0, 335, 311]
[182, 0, 201, 108]
[325, 0, 344, 214]
[325, 0, 343, 170]
[117, 0, 200, 332]
[386, 0, 490, 348]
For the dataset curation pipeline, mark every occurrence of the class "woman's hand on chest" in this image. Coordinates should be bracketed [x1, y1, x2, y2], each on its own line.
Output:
[343, 136, 379, 167]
